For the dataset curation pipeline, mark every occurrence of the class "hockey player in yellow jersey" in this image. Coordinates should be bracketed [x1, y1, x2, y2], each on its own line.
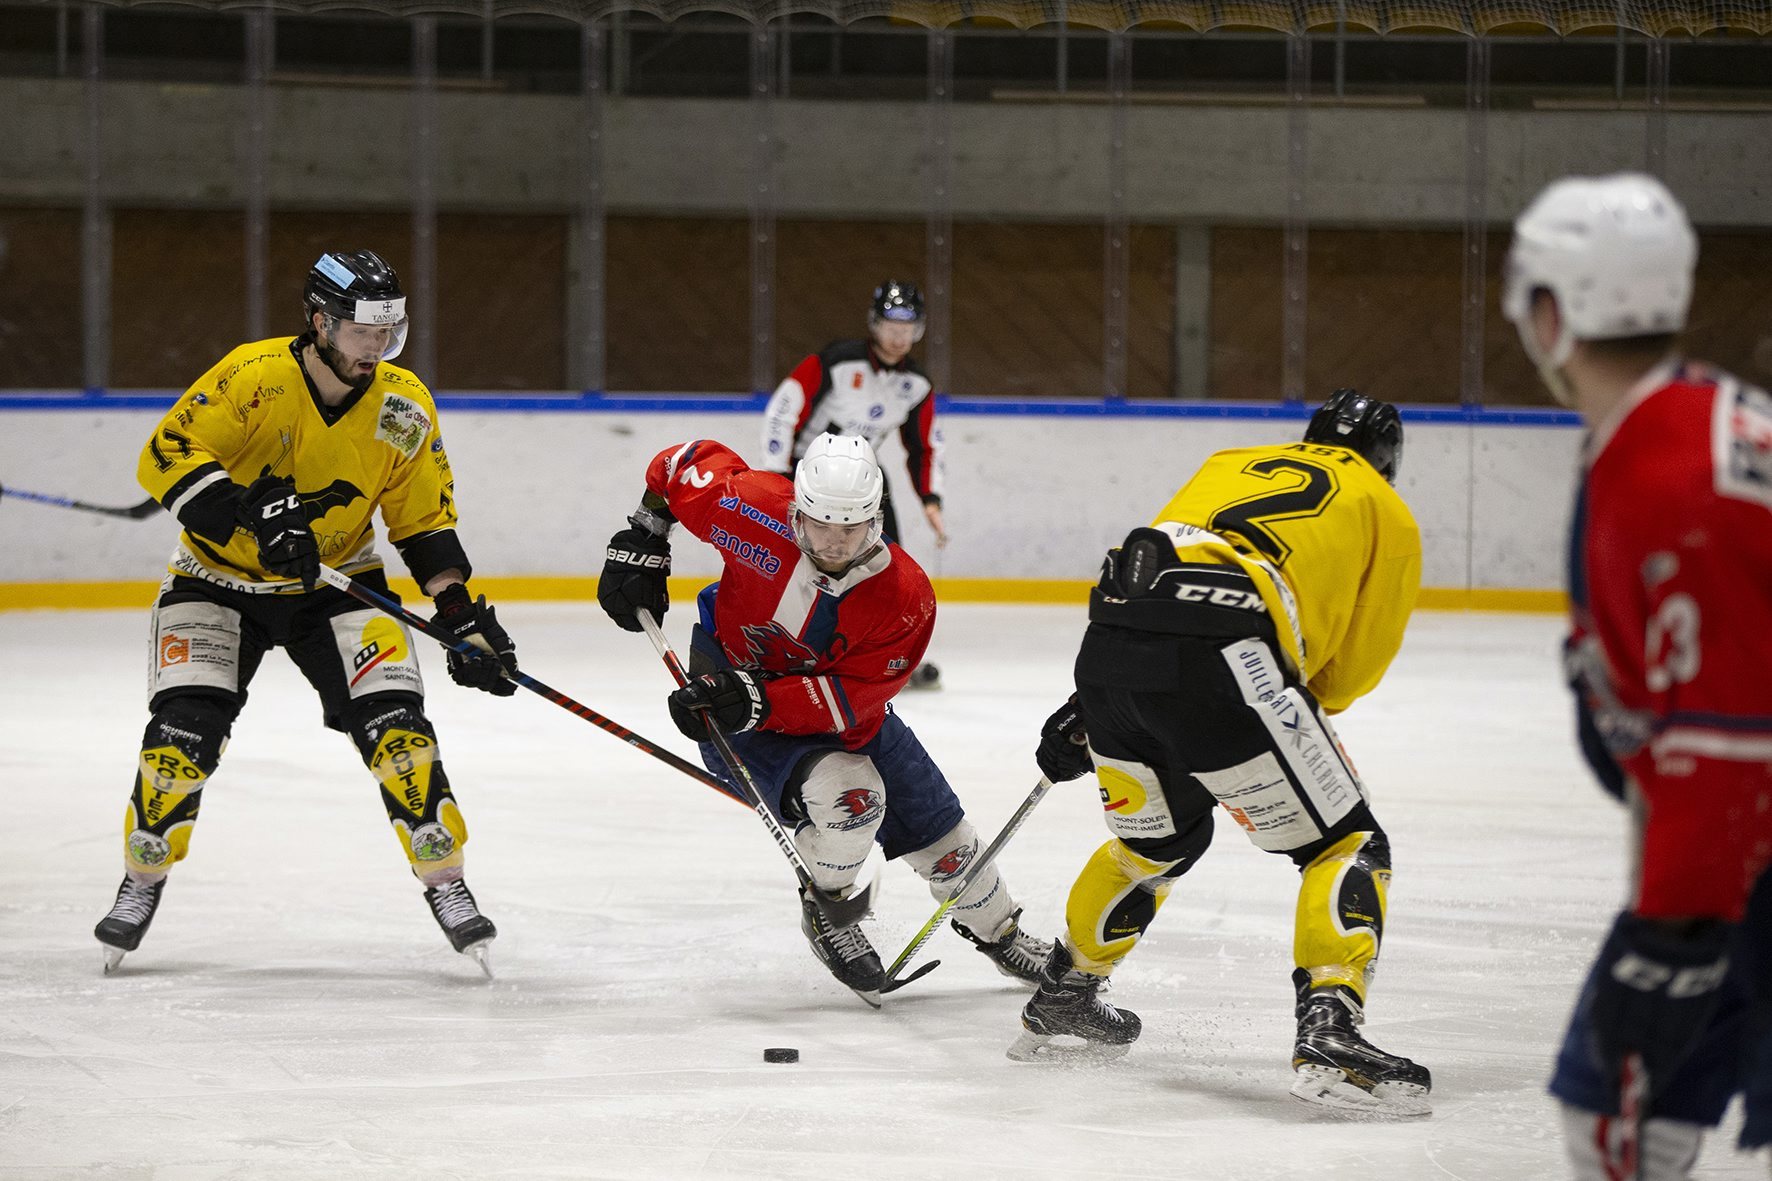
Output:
[93, 250, 519, 975]
[1013, 389, 1429, 1117]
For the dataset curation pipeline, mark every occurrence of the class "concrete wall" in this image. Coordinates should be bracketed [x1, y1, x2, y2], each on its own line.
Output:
[0, 403, 1580, 592]
[4, 77, 1769, 225]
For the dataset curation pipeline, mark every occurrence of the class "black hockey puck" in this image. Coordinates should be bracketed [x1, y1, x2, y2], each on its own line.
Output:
[763, 1047, 799, 1064]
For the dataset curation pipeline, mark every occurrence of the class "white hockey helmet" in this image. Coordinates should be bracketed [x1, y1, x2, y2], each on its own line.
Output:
[1502, 173, 1696, 386]
[793, 434, 885, 571]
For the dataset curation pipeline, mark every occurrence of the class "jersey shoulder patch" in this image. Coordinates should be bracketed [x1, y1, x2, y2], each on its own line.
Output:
[375, 392, 432, 458]
[1714, 375, 1772, 511]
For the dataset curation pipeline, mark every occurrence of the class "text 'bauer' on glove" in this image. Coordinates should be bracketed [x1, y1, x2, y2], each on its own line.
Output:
[667, 669, 771, 741]
[1035, 693, 1093, 782]
[237, 473, 319, 590]
[599, 524, 672, 633]
[432, 583, 519, 697]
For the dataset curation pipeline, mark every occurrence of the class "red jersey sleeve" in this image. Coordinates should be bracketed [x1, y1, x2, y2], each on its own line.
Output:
[644, 440, 756, 539]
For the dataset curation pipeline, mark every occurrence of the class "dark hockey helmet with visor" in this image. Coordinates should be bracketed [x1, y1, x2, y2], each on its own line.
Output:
[1304, 388, 1403, 484]
[303, 250, 409, 361]
[869, 279, 926, 343]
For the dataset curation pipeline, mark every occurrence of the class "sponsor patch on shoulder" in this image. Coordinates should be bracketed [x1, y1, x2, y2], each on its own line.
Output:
[376, 393, 431, 458]
[1718, 380, 1772, 509]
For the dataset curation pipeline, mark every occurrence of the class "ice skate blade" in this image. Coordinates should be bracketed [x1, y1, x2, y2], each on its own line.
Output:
[848, 985, 883, 1010]
[463, 940, 494, 980]
[1005, 1030, 1132, 1064]
[100, 945, 126, 974]
[1290, 1064, 1431, 1118]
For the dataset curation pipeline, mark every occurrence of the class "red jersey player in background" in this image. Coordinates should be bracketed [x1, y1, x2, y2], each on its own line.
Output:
[1506, 173, 1772, 1178]
[760, 280, 945, 689]
[596, 434, 1050, 1006]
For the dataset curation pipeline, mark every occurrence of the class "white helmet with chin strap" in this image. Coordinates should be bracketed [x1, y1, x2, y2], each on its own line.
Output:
[793, 434, 884, 569]
[1503, 172, 1696, 402]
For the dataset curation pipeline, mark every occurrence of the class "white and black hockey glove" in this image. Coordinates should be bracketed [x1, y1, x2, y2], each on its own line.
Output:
[433, 583, 519, 697]
[599, 524, 672, 633]
[1035, 693, 1093, 782]
[668, 670, 770, 741]
[237, 473, 318, 591]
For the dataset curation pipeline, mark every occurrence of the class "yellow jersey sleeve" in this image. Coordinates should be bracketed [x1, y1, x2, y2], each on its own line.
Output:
[371, 370, 459, 545]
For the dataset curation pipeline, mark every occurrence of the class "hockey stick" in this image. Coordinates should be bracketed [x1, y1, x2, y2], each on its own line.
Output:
[636, 608, 873, 930]
[0, 482, 162, 520]
[312, 563, 749, 808]
[881, 773, 1056, 993]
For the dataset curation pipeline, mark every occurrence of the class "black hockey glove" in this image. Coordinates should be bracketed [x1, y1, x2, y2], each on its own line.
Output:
[668, 670, 770, 741]
[1575, 912, 1731, 1100]
[599, 525, 672, 633]
[237, 474, 318, 591]
[433, 583, 519, 697]
[1035, 693, 1093, 782]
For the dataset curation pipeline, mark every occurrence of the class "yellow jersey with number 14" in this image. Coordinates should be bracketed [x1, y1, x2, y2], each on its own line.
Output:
[1151, 441, 1420, 713]
[137, 337, 460, 592]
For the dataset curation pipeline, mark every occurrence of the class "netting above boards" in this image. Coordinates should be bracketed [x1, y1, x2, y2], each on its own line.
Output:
[73, 0, 1772, 34]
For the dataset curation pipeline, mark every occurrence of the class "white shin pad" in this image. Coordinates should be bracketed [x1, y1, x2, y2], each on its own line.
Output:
[794, 751, 887, 895]
[1559, 1102, 1703, 1181]
[904, 820, 1015, 940]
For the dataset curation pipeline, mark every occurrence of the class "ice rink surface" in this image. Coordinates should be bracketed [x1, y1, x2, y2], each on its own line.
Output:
[2, 602, 1763, 1179]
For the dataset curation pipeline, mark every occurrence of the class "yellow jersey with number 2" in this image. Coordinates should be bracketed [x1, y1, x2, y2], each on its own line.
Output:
[1149, 441, 1420, 713]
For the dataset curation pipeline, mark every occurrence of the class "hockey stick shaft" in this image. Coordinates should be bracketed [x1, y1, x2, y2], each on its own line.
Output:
[313, 563, 747, 807]
[636, 608, 869, 928]
[883, 774, 1056, 987]
[0, 483, 161, 520]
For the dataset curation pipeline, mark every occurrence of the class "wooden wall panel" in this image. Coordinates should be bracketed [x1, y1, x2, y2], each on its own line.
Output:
[605, 216, 748, 393]
[0, 209, 84, 388]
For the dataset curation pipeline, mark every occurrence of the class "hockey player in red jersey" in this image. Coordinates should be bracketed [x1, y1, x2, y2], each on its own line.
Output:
[1506, 173, 1772, 1177]
[597, 433, 1050, 1006]
[761, 280, 945, 689]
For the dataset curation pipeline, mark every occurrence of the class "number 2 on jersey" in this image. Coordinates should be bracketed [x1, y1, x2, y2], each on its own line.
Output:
[1208, 456, 1338, 564]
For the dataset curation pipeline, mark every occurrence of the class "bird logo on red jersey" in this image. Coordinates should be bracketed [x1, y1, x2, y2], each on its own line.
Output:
[738, 622, 823, 674]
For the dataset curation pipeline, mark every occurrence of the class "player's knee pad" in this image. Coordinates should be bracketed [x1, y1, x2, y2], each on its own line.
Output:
[124, 695, 235, 876]
[791, 750, 885, 894]
[1294, 830, 1391, 1001]
[347, 696, 466, 877]
[903, 819, 1014, 939]
[1065, 822, 1207, 973]
[1559, 1102, 1703, 1181]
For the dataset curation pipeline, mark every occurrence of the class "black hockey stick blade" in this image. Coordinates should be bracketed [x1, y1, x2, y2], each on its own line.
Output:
[880, 959, 941, 994]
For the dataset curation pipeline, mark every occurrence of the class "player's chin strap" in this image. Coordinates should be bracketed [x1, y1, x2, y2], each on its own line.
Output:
[881, 773, 1057, 994]
[313, 563, 750, 809]
[636, 608, 875, 932]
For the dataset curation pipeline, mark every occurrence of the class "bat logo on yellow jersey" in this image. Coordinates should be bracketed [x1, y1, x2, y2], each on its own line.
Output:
[253, 466, 367, 522]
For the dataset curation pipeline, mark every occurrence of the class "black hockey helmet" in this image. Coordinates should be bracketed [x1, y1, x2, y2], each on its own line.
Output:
[869, 279, 926, 342]
[303, 250, 409, 359]
[1304, 388, 1403, 484]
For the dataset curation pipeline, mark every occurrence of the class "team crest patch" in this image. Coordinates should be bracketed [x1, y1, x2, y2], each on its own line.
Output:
[1719, 380, 1772, 510]
[376, 394, 431, 458]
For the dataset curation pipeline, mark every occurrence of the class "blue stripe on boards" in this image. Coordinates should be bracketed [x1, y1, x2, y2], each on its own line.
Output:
[0, 390, 1582, 428]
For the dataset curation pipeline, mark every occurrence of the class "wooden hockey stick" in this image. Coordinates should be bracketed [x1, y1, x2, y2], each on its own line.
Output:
[636, 608, 874, 931]
[313, 563, 748, 808]
[881, 774, 1056, 992]
[0, 483, 162, 520]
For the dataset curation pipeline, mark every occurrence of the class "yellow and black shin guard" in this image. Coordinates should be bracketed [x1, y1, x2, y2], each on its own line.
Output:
[123, 745, 209, 876]
[1293, 831, 1391, 1002]
[1064, 838, 1188, 974]
[362, 713, 467, 878]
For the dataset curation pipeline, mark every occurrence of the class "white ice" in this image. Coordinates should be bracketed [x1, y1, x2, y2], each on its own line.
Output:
[1, 604, 1761, 1179]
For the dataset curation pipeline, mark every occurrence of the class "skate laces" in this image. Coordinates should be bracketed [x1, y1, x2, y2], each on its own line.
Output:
[429, 881, 479, 929]
[812, 910, 874, 964]
[108, 879, 159, 924]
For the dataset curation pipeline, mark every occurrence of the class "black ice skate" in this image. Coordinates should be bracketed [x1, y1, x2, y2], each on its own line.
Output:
[1290, 985, 1432, 1117]
[954, 907, 1052, 986]
[1007, 942, 1141, 1062]
[424, 879, 497, 978]
[799, 884, 885, 1008]
[904, 662, 942, 691]
[94, 874, 167, 974]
